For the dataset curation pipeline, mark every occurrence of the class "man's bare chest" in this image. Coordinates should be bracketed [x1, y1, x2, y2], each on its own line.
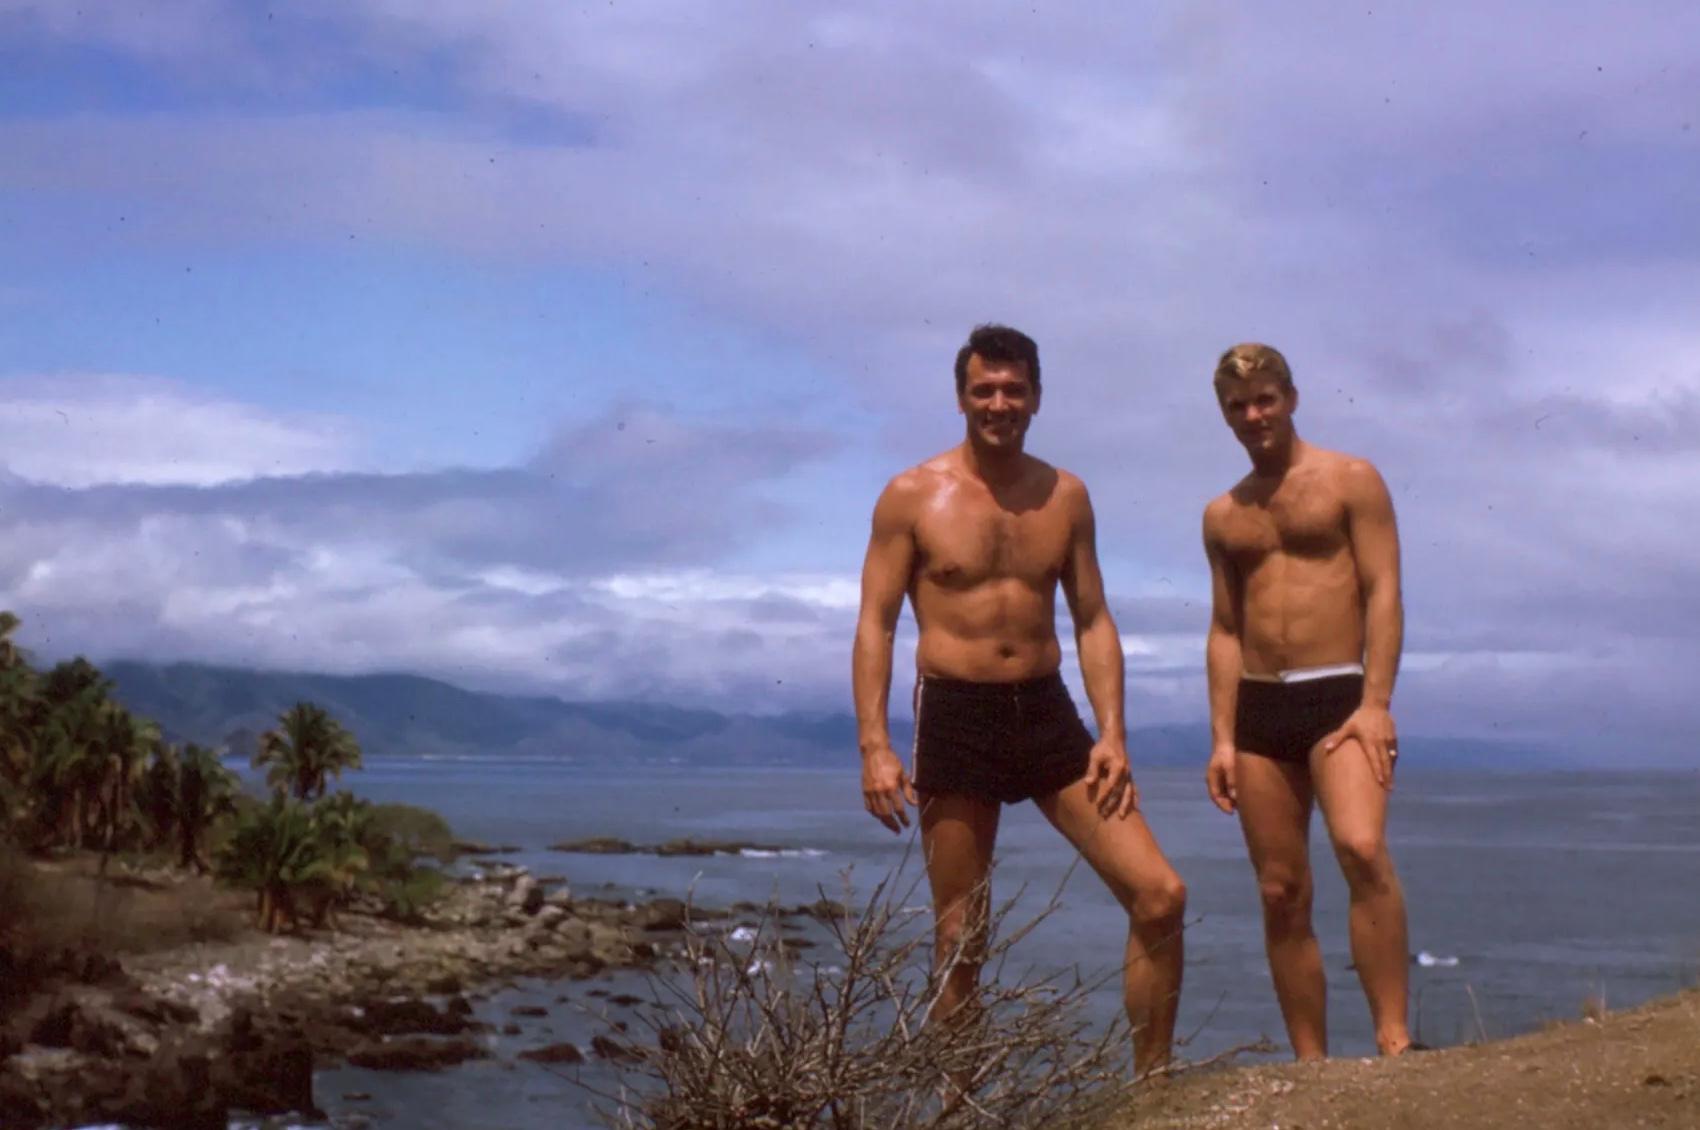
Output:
[1219, 489, 1348, 566]
[913, 499, 1071, 589]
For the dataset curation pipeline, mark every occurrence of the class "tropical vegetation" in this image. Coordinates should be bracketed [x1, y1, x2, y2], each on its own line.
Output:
[252, 701, 363, 799]
[0, 610, 452, 935]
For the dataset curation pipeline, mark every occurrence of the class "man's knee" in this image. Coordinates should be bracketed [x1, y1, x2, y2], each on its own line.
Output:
[934, 905, 990, 968]
[1133, 872, 1188, 926]
[1334, 833, 1394, 893]
[1258, 871, 1313, 929]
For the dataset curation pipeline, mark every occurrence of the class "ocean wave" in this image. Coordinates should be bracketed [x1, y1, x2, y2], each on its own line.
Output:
[1416, 950, 1460, 967]
[738, 847, 828, 859]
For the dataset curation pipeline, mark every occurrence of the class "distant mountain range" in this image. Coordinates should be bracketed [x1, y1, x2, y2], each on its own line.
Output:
[103, 660, 1565, 770]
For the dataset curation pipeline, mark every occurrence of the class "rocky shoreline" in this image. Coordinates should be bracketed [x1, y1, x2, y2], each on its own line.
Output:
[0, 858, 842, 1129]
[546, 836, 803, 857]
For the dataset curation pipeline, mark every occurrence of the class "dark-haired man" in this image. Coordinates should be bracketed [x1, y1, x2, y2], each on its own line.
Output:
[1202, 343, 1414, 1058]
[853, 323, 1187, 1075]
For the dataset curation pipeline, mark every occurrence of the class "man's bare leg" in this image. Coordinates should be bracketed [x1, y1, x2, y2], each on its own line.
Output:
[1311, 737, 1411, 1055]
[919, 792, 1001, 1023]
[1037, 778, 1187, 1076]
[1235, 751, 1328, 1059]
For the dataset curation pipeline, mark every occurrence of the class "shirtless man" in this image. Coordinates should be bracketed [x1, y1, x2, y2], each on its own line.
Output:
[853, 323, 1187, 1075]
[1201, 343, 1414, 1059]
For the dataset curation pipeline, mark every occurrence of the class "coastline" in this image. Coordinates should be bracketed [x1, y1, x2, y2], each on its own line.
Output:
[3, 846, 1695, 1129]
[0, 852, 832, 1128]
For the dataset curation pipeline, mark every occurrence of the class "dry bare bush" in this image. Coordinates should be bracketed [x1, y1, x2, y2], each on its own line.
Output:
[575, 856, 1149, 1130]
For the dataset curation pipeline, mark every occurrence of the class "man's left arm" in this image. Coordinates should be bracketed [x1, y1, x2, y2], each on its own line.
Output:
[1323, 459, 1403, 786]
[1061, 482, 1135, 818]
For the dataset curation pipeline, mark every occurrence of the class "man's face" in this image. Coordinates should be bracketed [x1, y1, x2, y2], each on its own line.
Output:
[959, 353, 1038, 450]
[1216, 374, 1296, 455]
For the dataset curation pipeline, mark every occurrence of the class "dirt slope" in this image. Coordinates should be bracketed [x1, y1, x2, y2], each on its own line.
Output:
[1114, 989, 1699, 1129]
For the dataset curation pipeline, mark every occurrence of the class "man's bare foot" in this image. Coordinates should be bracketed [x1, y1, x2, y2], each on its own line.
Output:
[1381, 1036, 1431, 1056]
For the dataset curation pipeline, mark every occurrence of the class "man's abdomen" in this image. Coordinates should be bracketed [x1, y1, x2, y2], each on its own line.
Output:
[1238, 559, 1365, 675]
[915, 633, 1064, 683]
[912, 578, 1062, 683]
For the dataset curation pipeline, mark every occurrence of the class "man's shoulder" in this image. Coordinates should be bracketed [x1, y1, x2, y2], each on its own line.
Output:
[1035, 457, 1086, 494]
[1302, 443, 1374, 469]
[1023, 458, 1093, 517]
[1203, 475, 1254, 523]
[896, 450, 960, 487]
[1307, 446, 1387, 493]
[878, 454, 954, 508]
[1200, 489, 1245, 546]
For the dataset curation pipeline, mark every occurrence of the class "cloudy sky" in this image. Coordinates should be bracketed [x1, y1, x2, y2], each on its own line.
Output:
[1, 2, 1695, 763]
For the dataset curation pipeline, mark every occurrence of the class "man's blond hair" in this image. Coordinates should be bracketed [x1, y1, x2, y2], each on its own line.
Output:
[1214, 343, 1293, 391]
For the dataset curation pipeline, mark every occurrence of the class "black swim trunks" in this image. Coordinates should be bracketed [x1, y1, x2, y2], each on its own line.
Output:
[1234, 673, 1364, 763]
[911, 671, 1095, 804]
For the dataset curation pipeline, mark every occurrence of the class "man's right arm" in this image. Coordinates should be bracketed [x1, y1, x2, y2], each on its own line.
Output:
[1203, 502, 1243, 814]
[853, 475, 920, 833]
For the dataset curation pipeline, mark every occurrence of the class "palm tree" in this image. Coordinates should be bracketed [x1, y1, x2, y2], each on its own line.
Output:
[252, 703, 363, 800]
[37, 656, 109, 707]
[0, 640, 37, 835]
[34, 692, 107, 848]
[176, 744, 238, 872]
[308, 791, 373, 927]
[218, 794, 334, 933]
[91, 704, 158, 868]
[136, 742, 181, 852]
[0, 610, 22, 667]
[31, 658, 114, 849]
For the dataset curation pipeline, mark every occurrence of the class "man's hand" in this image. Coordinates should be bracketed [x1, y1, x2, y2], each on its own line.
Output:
[1084, 738, 1138, 819]
[1322, 705, 1398, 788]
[861, 745, 918, 834]
[1206, 745, 1238, 814]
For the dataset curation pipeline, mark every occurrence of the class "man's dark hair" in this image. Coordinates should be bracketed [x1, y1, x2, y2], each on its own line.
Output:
[954, 324, 1040, 396]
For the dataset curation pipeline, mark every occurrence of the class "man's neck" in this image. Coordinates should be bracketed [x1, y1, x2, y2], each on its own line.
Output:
[1248, 435, 1304, 479]
[961, 438, 1026, 487]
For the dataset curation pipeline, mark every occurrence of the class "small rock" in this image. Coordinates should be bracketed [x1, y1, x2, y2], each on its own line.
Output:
[791, 898, 849, 921]
[590, 1035, 641, 1063]
[639, 898, 691, 932]
[550, 837, 637, 854]
[346, 1036, 489, 1072]
[356, 998, 477, 1037]
[451, 840, 521, 856]
[519, 1041, 586, 1065]
[509, 876, 545, 916]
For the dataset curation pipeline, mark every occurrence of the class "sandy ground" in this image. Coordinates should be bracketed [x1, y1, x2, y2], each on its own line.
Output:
[1112, 989, 1700, 1129]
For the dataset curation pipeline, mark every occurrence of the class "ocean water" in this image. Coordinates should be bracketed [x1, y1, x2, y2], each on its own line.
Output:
[235, 761, 1699, 1129]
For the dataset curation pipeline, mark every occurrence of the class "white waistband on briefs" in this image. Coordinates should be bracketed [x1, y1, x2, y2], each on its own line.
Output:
[1240, 662, 1365, 685]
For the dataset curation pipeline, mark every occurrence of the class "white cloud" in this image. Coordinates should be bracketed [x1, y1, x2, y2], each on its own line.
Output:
[593, 571, 860, 612]
[0, 375, 363, 487]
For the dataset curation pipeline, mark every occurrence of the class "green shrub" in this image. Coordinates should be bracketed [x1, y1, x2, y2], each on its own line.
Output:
[366, 802, 456, 864]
